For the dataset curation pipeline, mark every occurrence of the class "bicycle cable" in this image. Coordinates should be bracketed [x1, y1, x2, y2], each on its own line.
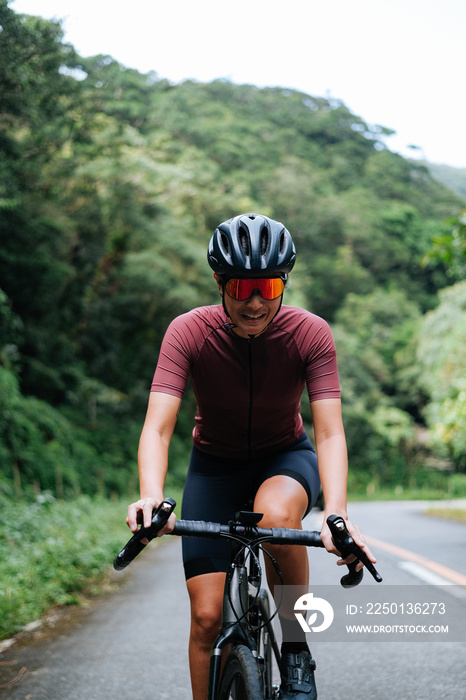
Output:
[223, 537, 284, 635]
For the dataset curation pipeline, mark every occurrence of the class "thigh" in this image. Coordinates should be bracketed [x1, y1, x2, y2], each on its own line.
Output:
[253, 433, 320, 517]
[181, 449, 253, 580]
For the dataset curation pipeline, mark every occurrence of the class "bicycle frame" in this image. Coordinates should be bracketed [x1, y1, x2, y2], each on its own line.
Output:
[207, 523, 280, 700]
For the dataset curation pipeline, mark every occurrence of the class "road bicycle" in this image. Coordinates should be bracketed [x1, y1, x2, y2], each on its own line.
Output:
[114, 499, 382, 699]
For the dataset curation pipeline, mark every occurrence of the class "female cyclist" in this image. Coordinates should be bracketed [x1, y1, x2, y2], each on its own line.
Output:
[127, 213, 376, 700]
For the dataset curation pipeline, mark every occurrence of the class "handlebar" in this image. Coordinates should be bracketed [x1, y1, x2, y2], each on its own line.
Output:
[113, 498, 382, 588]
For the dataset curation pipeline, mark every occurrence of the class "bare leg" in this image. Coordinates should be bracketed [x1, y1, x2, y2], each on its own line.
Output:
[186, 571, 226, 700]
[253, 476, 309, 632]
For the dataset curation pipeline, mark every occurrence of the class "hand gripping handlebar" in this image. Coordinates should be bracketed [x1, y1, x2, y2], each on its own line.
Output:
[113, 498, 176, 571]
[327, 514, 383, 587]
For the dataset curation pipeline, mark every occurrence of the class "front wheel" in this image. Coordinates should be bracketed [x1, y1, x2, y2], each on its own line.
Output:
[218, 644, 264, 700]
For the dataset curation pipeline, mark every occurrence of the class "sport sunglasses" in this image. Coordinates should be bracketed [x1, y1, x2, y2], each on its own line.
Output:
[215, 275, 286, 301]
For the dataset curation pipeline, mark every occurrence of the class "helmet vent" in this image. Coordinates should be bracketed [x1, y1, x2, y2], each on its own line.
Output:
[220, 233, 230, 256]
[260, 227, 269, 255]
[239, 225, 250, 255]
[279, 229, 286, 254]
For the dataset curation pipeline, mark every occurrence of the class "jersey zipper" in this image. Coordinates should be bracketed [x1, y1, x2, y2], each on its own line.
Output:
[247, 337, 254, 459]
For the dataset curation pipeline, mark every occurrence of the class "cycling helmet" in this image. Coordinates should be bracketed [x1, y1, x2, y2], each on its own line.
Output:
[208, 213, 296, 278]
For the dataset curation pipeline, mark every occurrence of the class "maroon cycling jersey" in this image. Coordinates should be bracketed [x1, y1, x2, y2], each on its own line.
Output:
[151, 305, 341, 459]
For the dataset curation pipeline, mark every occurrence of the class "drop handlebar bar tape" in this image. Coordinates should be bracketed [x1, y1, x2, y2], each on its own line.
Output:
[173, 520, 226, 537]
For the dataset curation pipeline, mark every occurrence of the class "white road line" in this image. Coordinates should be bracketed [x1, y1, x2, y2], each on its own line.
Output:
[399, 561, 454, 586]
[398, 561, 466, 599]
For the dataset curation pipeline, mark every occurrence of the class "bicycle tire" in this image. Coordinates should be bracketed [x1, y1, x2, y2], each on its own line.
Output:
[218, 644, 264, 700]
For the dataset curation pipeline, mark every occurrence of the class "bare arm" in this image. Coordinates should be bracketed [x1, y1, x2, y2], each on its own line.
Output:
[126, 391, 181, 533]
[310, 398, 376, 568]
[311, 398, 348, 519]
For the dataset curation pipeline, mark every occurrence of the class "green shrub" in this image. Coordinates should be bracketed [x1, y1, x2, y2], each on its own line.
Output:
[0, 495, 129, 640]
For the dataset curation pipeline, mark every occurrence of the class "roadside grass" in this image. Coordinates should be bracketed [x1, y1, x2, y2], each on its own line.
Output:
[348, 471, 466, 504]
[0, 491, 182, 642]
[349, 488, 466, 522]
[423, 508, 466, 523]
[348, 489, 446, 502]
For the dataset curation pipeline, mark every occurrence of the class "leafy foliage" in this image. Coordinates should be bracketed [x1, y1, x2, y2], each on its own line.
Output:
[0, 495, 130, 638]
[1, 0, 465, 507]
[422, 210, 466, 282]
[417, 281, 466, 469]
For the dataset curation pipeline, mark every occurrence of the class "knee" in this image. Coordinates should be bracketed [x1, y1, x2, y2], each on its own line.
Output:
[187, 572, 225, 649]
[190, 599, 222, 646]
[254, 476, 308, 528]
[258, 502, 301, 530]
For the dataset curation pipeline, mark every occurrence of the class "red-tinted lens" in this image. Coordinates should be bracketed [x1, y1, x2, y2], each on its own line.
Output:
[224, 278, 285, 300]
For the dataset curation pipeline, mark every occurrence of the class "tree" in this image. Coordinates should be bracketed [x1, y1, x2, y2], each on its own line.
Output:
[417, 281, 466, 470]
[332, 288, 421, 485]
[0, 2, 83, 400]
[422, 210, 466, 283]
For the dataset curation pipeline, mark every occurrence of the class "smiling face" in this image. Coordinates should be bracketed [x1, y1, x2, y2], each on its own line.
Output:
[221, 286, 282, 338]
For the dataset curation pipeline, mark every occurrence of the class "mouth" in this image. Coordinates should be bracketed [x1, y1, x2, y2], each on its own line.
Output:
[241, 313, 266, 322]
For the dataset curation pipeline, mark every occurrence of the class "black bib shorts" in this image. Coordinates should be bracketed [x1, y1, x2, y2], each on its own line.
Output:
[181, 432, 320, 580]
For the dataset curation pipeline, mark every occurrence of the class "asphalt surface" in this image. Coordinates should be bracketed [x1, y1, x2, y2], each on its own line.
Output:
[1, 501, 465, 699]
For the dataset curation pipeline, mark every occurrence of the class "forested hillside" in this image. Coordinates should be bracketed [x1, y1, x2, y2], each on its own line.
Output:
[1, 0, 465, 503]
[424, 161, 466, 198]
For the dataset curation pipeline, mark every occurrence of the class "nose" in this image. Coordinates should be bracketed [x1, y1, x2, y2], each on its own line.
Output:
[245, 290, 264, 305]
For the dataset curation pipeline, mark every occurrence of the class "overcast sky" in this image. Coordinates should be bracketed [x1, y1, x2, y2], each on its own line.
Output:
[11, 0, 466, 169]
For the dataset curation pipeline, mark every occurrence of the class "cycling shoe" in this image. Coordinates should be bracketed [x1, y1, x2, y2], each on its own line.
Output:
[278, 650, 317, 699]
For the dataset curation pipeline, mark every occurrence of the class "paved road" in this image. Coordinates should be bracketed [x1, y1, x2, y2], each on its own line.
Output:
[1, 501, 465, 699]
